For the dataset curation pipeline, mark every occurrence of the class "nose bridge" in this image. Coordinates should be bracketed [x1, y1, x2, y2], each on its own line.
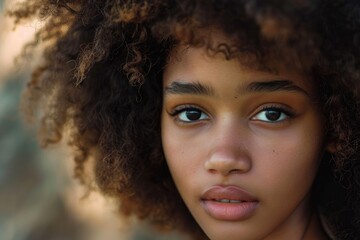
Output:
[204, 116, 252, 176]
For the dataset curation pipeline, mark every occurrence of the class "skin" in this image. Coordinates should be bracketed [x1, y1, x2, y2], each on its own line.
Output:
[161, 43, 331, 240]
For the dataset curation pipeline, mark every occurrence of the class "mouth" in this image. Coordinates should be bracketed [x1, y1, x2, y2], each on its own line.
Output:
[213, 199, 243, 203]
[200, 185, 259, 221]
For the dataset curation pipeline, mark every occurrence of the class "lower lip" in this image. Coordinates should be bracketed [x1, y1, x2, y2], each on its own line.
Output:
[201, 200, 258, 221]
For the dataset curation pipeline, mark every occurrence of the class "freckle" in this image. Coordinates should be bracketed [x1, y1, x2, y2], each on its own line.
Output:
[234, 96, 238, 99]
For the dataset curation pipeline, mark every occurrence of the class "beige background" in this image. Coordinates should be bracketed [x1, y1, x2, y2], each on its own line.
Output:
[0, 1, 185, 239]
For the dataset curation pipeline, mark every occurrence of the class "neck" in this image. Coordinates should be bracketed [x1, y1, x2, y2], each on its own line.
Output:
[302, 214, 330, 240]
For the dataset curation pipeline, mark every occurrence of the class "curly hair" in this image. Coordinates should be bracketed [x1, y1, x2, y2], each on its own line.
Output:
[8, 0, 360, 239]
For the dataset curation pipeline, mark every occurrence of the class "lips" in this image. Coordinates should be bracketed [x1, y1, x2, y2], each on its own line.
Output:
[201, 185, 259, 221]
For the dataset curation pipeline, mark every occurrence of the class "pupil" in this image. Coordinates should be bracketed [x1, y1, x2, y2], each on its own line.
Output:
[186, 110, 201, 121]
[265, 110, 281, 121]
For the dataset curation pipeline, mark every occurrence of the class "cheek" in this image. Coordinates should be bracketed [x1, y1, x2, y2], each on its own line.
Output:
[162, 116, 191, 182]
[253, 118, 324, 199]
[161, 125, 201, 181]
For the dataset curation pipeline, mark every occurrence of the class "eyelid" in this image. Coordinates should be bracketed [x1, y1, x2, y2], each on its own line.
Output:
[168, 104, 210, 124]
[250, 104, 296, 122]
[259, 104, 295, 116]
[168, 104, 207, 116]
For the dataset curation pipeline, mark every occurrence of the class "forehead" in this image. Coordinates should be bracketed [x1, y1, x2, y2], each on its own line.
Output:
[167, 27, 311, 73]
[163, 44, 316, 98]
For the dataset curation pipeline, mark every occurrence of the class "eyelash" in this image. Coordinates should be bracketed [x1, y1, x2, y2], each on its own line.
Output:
[251, 105, 295, 123]
[168, 104, 296, 124]
[168, 105, 191, 116]
[169, 105, 209, 122]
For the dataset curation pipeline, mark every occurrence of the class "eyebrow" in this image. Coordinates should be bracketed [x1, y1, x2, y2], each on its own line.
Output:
[245, 80, 309, 96]
[164, 80, 309, 96]
[164, 81, 215, 95]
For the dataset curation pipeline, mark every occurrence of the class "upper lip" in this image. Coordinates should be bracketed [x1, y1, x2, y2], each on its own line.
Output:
[201, 185, 258, 202]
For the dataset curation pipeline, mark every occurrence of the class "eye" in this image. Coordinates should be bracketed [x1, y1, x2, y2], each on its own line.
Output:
[252, 107, 293, 123]
[171, 106, 210, 123]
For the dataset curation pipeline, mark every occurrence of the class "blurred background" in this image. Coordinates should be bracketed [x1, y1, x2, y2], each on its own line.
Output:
[0, 1, 186, 239]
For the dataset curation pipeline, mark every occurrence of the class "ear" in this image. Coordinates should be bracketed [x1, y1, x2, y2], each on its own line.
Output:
[324, 129, 338, 153]
[325, 140, 338, 153]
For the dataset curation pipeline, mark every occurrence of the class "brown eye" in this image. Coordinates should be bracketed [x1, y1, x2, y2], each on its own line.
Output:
[177, 108, 209, 122]
[252, 107, 292, 123]
[185, 110, 202, 121]
[265, 110, 282, 121]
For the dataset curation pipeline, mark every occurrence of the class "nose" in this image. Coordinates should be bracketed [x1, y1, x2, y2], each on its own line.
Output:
[204, 120, 252, 176]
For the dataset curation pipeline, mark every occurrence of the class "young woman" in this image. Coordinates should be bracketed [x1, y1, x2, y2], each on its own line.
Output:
[9, 0, 360, 239]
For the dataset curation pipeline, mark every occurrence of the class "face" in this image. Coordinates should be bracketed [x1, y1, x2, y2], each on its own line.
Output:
[161, 45, 327, 240]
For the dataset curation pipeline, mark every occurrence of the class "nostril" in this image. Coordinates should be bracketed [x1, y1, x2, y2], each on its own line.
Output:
[208, 169, 217, 174]
[229, 169, 241, 174]
[207, 168, 241, 176]
[204, 152, 252, 176]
